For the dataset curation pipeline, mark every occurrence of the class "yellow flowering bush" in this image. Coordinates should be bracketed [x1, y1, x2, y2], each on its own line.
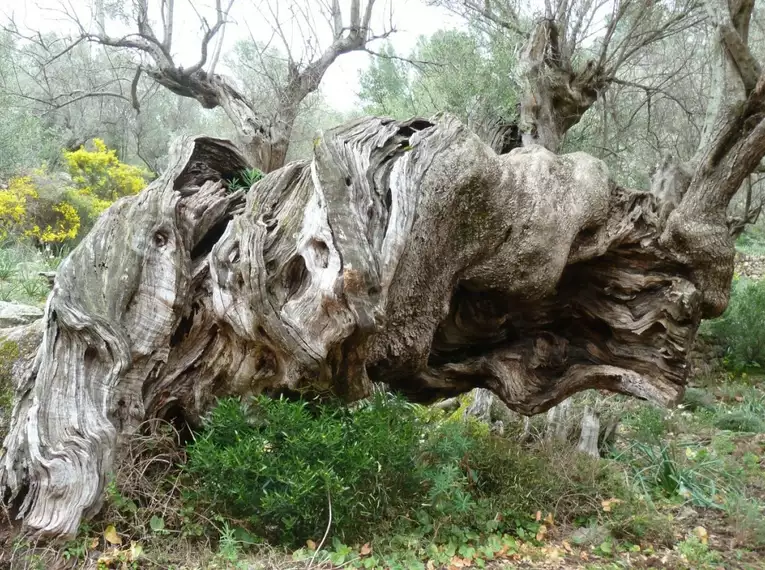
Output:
[1, 139, 147, 245]
[0, 177, 36, 239]
[25, 202, 80, 243]
[0, 175, 81, 244]
[64, 139, 148, 210]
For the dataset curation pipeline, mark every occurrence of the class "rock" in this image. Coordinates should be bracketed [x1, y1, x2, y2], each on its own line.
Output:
[0, 320, 44, 440]
[38, 271, 57, 286]
[0, 302, 44, 329]
[735, 253, 765, 279]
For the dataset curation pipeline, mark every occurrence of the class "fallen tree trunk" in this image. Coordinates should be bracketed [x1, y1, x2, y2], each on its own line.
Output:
[4, 97, 759, 535]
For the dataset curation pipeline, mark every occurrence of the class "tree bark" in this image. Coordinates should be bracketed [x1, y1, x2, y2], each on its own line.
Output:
[517, 20, 605, 153]
[146, 68, 288, 172]
[577, 407, 600, 458]
[3, 113, 734, 536]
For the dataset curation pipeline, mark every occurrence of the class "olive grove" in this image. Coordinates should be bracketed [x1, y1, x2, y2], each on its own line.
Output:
[2, 0, 765, 541]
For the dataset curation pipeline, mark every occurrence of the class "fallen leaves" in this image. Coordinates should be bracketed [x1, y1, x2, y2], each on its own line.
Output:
[103, 524, 121, 546]
[694, 525, 709, 545]
[448, 554, 472, 569]
[96, 540, 144, 568]
[601, 498, 623, 512]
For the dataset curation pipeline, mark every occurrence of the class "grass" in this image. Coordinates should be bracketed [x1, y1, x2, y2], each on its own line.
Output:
[0, 239, 63, 306]
[736, 225, 765, 256]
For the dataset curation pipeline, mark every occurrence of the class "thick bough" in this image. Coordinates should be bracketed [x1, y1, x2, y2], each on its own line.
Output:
[0, 116, 723, 536]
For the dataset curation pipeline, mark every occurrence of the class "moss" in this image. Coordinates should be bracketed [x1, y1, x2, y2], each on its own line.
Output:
[452, 175, 498, 248]
[447, 392, 473, 422]
[0, 339, 19, 439]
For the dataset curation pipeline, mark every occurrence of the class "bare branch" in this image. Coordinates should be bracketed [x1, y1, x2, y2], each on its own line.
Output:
[460, 0, 526, 35]
[363, 47, 442, 71]
[131, 66, 142, 112]
[185, 0, 235, 74]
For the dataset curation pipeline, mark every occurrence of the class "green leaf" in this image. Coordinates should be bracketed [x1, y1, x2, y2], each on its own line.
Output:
[292, 548, 311, 561]
[149, 515, 165, 532]
[232, 526, 259, 545]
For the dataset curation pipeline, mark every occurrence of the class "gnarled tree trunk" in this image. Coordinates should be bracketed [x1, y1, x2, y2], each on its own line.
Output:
[2, 113, 730, 537]
[2, 2, 764, 539]
[3, 0, 763, 543]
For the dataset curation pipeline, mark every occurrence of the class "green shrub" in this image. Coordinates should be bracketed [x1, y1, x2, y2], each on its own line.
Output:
[227, 168, 263, 192]
[676, 535, 722, 567]
[726, 494, 765, 549]
[713, 410, 764, 432]
[185, 394, 424, 545]
[681, 388, 716, 412]
[703, 278, 765, 370]
[185, 394, 655, 550]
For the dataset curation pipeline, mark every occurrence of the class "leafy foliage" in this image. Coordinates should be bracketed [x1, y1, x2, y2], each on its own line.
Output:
[702, 277, 765, 370]
[0, 175, 80, 244]
[0, 177, 36, 240]
[185, 394, 423, 545]
[0, 140, 148, 248]
[359, 31, 520, 128]
[185, 394, 650, 550]
[63, 138, 149, 224]
[227, 168, 263, 192]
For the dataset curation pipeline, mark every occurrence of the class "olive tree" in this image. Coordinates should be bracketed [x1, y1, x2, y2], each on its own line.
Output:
[3, 0, 765, 541]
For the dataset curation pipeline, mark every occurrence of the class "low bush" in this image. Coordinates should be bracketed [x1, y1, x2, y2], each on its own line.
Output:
[713, 410, 764, 433]
[227, 167, 263, 192]
[702, 277, 765, 370]
[185, 394, 424, 545]
[681, 388, 716, 412]
[726, 494, 765, 549]
[184, 394, 662, 550]
[0, 140, 149, 248]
